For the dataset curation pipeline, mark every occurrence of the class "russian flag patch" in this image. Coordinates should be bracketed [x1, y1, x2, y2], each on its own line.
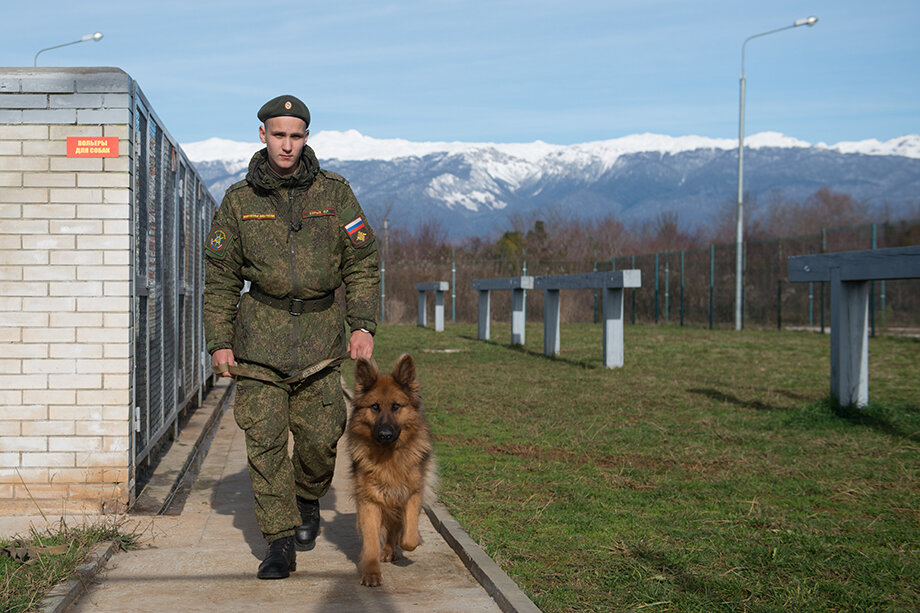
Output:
[345, 217, 369, 245]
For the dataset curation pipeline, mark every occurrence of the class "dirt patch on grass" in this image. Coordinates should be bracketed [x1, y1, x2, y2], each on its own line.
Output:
[435, 434, 734, 480]
[436, 434, 618, 467]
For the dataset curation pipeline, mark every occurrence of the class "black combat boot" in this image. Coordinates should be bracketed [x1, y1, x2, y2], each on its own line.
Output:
[294, 496, 320, 551]
[257, 535, 296, 580]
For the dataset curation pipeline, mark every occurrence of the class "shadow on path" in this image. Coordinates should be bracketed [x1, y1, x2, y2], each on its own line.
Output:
[210, 466, 268, 559]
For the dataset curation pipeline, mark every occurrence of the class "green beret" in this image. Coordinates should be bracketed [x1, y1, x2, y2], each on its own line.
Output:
[257, 95, 310, 128]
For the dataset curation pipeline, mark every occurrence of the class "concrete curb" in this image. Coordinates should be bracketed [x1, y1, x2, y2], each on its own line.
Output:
[39, 540, 119, 613]
[131, 378, 234, 514]
[425, 502, 542, 613]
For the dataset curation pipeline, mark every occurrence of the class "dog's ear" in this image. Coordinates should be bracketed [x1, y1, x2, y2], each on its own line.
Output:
[354, 357, 378, 392]
[391, 354, 418, 392]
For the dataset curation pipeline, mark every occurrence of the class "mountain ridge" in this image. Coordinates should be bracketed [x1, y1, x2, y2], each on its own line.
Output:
[181, 131, 920, 163]
[183, 131, 920, 239]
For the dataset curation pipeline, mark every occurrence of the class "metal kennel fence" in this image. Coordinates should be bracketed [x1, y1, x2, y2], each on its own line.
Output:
[132, 87, 217, 470]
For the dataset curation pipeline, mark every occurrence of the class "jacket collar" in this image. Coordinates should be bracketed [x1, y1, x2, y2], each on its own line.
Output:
[247, 144, 320, 192]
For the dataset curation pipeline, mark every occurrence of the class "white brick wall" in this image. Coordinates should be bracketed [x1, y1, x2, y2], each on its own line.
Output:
[0, 68, 133, 514]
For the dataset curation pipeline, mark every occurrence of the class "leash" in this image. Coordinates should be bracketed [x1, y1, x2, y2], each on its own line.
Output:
[212, 354, 349, 393]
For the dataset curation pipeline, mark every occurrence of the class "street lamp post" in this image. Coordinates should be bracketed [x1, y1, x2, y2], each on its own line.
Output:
[34, 32, 104, 67]
[735, 16, 817, 331]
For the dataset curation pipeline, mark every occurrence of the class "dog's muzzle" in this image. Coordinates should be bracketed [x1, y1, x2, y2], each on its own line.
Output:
[373, 422, 401, 444]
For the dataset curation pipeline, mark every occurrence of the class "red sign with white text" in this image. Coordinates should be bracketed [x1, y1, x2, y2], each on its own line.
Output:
[66, 136, 119, 158]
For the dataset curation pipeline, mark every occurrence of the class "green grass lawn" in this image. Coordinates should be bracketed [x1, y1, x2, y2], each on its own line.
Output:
[359, 323, 920, 612]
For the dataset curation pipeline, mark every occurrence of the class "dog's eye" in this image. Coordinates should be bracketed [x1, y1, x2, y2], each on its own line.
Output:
[391, 403, 401, 412]
[370, 403, 380, 413]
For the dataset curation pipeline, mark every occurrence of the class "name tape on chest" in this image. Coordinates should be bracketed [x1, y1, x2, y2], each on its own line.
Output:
[304, 208, 335, 218]
[242, 213, 276, 221]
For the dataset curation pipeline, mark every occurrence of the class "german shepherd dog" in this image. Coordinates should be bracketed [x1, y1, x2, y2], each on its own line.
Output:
[346, 354, 435, 587]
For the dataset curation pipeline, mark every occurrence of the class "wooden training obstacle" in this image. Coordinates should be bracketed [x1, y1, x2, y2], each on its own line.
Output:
[470, 270, 642, 368]
[788, 245, 920, 406]
[534, 271, 642, 369]
[471, 276, 534, 346]
[414, 281, 450, 331]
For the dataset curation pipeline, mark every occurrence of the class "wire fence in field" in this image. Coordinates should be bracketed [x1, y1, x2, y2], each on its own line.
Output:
[379, 219, 920, 333]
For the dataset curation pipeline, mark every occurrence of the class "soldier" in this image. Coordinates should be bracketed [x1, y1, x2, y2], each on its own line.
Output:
[203, 95, 379, 579]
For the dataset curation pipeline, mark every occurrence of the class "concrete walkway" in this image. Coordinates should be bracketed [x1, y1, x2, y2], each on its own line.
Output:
[1, 380, 542, 613]
[69, 393, 507, 613]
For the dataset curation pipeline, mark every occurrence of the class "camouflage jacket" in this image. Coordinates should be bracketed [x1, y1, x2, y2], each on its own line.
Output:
[203, 145, 379, 373]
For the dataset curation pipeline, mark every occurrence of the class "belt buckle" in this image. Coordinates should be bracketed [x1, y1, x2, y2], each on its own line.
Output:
[288, 298, 305, 316]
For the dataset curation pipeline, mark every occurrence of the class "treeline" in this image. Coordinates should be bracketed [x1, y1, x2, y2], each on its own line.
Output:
[371, 188, 919, 328]
[379, 187, 918, 264]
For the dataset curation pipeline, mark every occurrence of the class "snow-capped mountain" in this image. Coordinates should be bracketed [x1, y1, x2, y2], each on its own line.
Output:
[182, 132, 920, 238]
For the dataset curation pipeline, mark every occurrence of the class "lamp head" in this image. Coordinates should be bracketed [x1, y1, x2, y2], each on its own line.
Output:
[82, 32, 104, 42]
[794, 16, 818, 27]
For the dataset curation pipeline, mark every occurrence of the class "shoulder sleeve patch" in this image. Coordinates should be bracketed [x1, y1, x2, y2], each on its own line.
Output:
[344, 216, 370, 247]
[205, 225, 234, 258]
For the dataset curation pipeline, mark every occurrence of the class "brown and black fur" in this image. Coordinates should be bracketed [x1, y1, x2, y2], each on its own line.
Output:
[346, 354, 435, 587]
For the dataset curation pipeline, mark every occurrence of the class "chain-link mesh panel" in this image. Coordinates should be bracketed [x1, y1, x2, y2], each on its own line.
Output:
[132, 91, 218, 468]
[162, 138, 177, 425]
[149, 123, 164, 439]
[133, 109, 149, 456]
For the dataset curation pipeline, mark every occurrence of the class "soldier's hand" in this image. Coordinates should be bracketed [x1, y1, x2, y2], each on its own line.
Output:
[212, 348, 236, 378]
[347, 329, 374, 360]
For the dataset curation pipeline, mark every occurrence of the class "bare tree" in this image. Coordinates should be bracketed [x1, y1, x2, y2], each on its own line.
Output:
[758, 187, 871, 238]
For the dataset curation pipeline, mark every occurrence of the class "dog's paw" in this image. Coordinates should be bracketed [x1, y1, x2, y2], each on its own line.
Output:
[361, 571, 382, 587]
[400, 533, 421, 552]
[399, 539, 420, 552]
[381, 545, 400, 562]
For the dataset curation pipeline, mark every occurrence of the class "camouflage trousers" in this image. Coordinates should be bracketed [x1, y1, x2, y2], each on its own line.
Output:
[233, 361, 346, 542]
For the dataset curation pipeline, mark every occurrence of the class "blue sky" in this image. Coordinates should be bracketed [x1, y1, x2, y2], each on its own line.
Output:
[4, 1, 919, 145]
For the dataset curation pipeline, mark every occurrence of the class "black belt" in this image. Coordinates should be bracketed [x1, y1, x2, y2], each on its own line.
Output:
[248, 283, 334, 316]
